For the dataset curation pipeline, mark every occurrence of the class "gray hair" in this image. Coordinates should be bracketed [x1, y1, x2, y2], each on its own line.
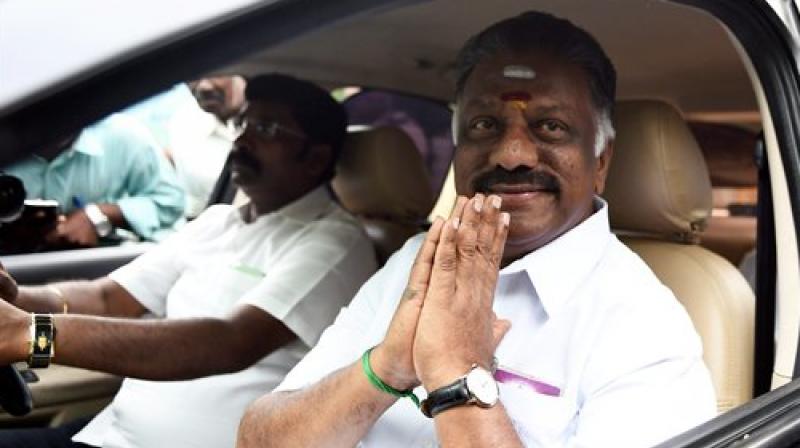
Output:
[594, 109, 615, 156]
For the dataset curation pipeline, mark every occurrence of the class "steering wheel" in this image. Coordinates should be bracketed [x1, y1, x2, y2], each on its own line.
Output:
[0, 364, 32, 416]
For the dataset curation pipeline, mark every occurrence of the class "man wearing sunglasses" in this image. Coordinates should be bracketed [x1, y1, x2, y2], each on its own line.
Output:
[0, 73, 378, 448]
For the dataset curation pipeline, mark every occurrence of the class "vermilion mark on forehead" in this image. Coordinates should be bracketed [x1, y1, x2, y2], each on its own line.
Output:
[500, 91, 532, 102]
[500, 91, 531, 111]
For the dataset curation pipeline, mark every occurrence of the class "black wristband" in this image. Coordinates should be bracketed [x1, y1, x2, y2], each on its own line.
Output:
[420, 378, 471, 418]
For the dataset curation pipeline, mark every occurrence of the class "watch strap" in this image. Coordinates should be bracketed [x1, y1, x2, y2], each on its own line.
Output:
[420, 377, 470, 418]
[83, 203, 112, 237]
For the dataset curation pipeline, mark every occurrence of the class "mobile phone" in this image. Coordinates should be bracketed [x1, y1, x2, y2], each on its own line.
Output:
[18, 199, 60, 229]
[0, 199, 60, 254]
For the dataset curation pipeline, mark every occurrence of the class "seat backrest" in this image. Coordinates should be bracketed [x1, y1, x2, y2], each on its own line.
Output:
[605, 99, 755, 413]
[332, 126, 435, 264]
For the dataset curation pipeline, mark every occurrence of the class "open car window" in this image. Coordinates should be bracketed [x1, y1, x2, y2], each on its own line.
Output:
[0, 81, 241, 256]
[3, 1, 800, 446]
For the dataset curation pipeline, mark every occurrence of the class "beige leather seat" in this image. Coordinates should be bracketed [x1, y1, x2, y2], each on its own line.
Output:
[605, 100, 755, 413]
[332, 126, 435, 264]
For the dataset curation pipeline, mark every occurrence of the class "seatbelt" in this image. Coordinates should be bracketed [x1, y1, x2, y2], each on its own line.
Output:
[206, 154, 237, 208]
[753, 132, 777, 394]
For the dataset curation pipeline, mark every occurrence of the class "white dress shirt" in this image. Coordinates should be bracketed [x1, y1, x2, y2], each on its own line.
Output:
[277, 198, 716, 447]
[168, 104, 237, 218]
[74, 186, 377, 448]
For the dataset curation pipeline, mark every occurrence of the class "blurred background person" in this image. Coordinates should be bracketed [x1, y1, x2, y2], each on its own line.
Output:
[3, 113, 185, 250]
[123, 83, 197, 155]
[168, 75, 247, 218]
[123, 76, 246, 219]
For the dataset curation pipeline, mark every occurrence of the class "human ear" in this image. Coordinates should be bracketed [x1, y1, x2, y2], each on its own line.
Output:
[304, 144, 333, 178]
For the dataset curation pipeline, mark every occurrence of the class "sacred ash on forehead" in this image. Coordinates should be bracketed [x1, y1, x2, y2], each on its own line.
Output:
[502, 65, 536, 80]
[499, 65, 536, 111]
[451, 64, 538, 145]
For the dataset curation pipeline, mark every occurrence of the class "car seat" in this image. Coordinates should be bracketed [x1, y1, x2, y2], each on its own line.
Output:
[332, 126, 435, 264]
[605, 99, 755, 413]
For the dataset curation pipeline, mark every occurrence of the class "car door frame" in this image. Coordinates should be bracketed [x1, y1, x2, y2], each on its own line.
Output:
[658, 0, 800, 446]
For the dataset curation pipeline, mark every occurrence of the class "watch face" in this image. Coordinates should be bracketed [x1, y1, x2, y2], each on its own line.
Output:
[466, 367, 499, 406]
[96, 221, 113, 237]
[84, 204, 112, 237]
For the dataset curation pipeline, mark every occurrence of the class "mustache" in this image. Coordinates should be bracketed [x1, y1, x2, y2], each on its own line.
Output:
[472, 167, 560, 193]
[194, 88, 225, 104]
[229, 148, 261, 173]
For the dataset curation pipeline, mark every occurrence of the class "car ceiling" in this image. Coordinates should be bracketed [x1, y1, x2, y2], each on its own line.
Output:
[229, 0, 757, 126]
[0, 0, 760, 169]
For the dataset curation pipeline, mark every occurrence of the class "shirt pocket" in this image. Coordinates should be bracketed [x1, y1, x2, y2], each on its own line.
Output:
[500, 381, 577, 447]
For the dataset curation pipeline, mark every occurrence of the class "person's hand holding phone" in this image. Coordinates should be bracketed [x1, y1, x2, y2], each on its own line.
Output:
[46, 209, 99, 248]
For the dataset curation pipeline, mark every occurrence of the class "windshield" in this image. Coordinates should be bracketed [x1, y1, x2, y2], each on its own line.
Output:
[0, 0, 273, 114]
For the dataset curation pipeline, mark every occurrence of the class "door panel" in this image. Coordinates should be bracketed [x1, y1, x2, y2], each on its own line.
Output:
[0, 244, 151, 426]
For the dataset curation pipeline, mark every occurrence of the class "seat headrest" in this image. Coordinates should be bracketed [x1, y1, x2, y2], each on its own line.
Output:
[332, 126, 435, 221]
[604, 100, 712, 242]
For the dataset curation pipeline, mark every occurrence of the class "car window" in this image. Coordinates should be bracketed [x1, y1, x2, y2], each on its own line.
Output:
[0, 82, 234, 255]
[4, 0, 800, 444]
[340, 89, 455, 194]
[690, 121, 760, 289]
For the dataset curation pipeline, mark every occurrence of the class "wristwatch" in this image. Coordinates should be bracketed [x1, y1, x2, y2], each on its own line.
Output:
[28, 314, 55, 368]
[83, 203, 113, 237]
[420, 365, 499, 418]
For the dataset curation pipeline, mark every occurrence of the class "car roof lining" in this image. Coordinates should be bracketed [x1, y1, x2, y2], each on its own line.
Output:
[224, 0, 758, 127]
[0, 0, 761, 167]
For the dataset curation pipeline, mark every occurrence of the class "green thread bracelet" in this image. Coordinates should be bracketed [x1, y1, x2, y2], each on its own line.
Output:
[361, 347, 420, 407]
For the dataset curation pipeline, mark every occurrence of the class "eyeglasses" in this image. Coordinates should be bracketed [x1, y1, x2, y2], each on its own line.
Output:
[233, 116, 307, 142]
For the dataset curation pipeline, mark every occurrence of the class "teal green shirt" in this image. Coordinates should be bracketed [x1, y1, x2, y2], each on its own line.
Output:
[6, 114, 185, 240]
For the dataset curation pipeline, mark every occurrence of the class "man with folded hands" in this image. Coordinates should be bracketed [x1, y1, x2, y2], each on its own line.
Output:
[237, 11, 716, 448]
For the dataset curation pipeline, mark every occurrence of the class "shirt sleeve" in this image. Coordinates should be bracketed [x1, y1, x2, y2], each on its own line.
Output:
[276, 234, 422, 391]
[240, 219, 380, 347]
[122, 84, 195, 149]
[106, 115, 186, 240]
[570, 290, 717, 448]
[107, 207, 225, 316]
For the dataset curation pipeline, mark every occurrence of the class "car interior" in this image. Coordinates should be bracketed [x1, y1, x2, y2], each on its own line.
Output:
[332, 126, 435, 264]
[0, 0, 793, 443]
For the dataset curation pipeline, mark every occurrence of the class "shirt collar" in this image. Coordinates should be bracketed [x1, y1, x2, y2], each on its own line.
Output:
[43, 129, 101, 164]
[184, 106, 230, 139]
[500, 196, 613, 318]
[69, 128, 103, 157]
[214, 119, 239, 141]
[235, 185, 334, 225]
[277, 185, 335, 222]
[195, 107, 237, 141]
